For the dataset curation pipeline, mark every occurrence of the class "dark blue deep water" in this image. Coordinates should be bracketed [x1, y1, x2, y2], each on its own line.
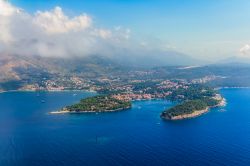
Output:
[0, 89, 250, 166]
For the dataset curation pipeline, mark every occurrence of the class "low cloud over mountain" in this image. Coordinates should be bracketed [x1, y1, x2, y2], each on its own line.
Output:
[0, 0, 200, 67]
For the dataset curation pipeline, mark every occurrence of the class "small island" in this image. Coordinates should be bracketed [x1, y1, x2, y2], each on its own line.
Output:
[161, 94, 226, 120]
[51, 95, 132, 114]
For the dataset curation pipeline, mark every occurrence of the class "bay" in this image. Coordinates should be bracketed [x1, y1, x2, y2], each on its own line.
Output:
[0, 89, 250, 166]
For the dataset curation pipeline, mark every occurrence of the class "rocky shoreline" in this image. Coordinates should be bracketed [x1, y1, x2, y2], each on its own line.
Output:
[50, 106, 131, 114]
[214, 97, 227, 107]
[164, 107, 209, 120]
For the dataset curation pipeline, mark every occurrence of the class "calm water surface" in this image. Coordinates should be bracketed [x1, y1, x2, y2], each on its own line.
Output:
[0, 89, 250, 166]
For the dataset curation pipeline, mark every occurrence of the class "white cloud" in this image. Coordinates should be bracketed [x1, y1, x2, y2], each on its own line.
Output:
[0, 0, 132, 57]
[0, 0, 21, 16]
[34, 7, 92, 34]
[239, 44, 250, 56]
[0, 0, 20, 43]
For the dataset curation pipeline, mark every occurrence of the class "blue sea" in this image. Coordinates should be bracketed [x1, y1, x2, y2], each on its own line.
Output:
[0, 89, 250, 166]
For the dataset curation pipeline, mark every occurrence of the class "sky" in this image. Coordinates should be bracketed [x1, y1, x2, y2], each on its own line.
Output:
[2, 0, 250, 61]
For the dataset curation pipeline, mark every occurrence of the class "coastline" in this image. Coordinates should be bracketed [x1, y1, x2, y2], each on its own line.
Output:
[217, 87, 250, 90]
[1, 86, 248, 94]
[1, 89, 226, 119]
[50, 106, 131, 114]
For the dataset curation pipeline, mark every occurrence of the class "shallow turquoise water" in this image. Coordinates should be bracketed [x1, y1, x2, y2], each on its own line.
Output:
[0, 89, 250, 166]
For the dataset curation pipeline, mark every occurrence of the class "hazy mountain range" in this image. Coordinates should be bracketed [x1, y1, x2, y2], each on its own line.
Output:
[1, 52, 250, 90]
[0, 51, 202, 81]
